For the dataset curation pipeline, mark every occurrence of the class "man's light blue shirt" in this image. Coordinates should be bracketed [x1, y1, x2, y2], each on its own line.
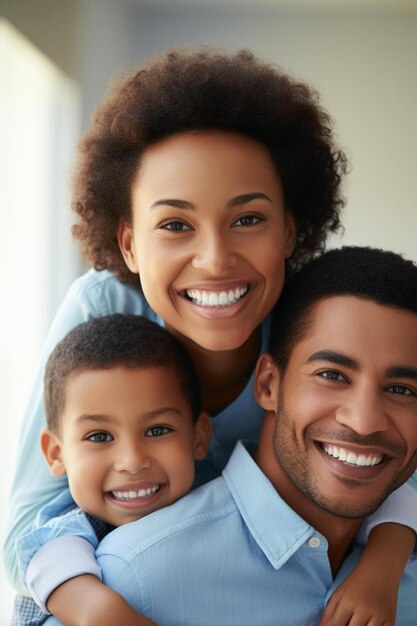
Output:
[43, 442, 417, 626]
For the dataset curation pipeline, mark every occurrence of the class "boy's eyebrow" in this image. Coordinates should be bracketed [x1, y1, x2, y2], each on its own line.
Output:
[76, 407, 184, 424]
[306, 350, 358, 370]
[150, 192, 272, 211]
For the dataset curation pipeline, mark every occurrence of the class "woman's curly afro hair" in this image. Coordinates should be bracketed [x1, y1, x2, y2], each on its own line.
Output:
[72, 47, 348, 288]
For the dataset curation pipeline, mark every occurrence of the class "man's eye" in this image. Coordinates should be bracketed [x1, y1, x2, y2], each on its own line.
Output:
[146, 426, 172, 437]
[386, 385, 415, 396]
[87, 432, 112, 443]
[232, 214, 263, 227]
[318, 370, 345, 382]
[159, 221, 192, 232]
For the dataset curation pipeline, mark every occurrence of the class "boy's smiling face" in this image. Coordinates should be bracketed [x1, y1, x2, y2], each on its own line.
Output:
[257, 296, 417, 522]
[42, 365, 210, 526]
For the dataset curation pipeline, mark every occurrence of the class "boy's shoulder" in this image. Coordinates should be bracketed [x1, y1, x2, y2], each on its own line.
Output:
[97, 475, 236, 560]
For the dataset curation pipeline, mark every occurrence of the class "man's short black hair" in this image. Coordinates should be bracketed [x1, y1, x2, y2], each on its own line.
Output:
[270, 246, 417, 372]
[44, 314, 201, 431]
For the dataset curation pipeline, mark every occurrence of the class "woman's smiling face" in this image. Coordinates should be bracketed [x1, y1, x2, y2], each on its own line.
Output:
[119, 130, 296, 352]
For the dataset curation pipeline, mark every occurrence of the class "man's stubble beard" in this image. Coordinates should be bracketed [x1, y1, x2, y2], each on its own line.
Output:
[272, 390, 417, 519]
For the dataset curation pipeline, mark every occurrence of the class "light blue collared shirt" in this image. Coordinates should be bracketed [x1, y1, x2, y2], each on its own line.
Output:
[44, 442, 417, 626]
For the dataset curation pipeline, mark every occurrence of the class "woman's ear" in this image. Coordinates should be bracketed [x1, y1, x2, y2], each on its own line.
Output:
[284, 211, 297, 259]
[40, 428, 66, 477]
[117, 220, 139, 274]
[193, 411, 212, 461]
[254, 352, 280, 412]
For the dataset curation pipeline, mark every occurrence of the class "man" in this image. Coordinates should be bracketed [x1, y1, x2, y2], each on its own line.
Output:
[51, 247, 417, 625]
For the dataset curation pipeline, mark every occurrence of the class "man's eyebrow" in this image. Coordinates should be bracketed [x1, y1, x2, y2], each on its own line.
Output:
[386, 366, 417, 380]
[150, 192, 272, 211]
[306, 350, 358, 370]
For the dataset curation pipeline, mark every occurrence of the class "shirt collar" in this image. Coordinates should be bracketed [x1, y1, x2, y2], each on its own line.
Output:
[223, 441, 318, 570]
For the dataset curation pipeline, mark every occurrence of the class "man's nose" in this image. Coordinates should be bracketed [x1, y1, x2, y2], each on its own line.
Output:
[191, 229, 237, 275]
[335, 387, 389, 436]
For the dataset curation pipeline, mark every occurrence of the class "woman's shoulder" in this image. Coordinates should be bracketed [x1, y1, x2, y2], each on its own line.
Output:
[66, 268, 157, 319]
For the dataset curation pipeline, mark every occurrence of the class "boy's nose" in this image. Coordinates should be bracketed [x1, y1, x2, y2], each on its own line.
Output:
[114, 443, 152, 475]
[191, 230, 237, 275]
[335, 388, 389, 436]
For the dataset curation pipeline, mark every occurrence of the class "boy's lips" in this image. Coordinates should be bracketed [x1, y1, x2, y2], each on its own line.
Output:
[110, 483, 162, 501]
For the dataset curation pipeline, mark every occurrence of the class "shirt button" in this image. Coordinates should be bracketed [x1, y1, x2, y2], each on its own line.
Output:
[308, 536, 321, 549]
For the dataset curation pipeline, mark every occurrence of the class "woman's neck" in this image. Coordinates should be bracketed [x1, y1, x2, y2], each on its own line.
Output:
[173, 326, 262, 415]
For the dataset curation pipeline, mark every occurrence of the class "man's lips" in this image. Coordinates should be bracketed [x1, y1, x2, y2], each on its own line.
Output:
[321, 443, 384, 467]
[314, 439, 397, 480]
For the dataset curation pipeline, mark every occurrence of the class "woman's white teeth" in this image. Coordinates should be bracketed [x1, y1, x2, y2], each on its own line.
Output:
[186, 286, 248, 307]
[112, 485, 160, 500]
[322, 444, 383, 467]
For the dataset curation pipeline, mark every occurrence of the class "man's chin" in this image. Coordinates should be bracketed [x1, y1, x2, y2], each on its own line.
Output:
[309, 491, 388, 520]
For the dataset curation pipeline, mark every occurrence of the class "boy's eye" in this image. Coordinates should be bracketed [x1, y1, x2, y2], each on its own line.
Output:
[317, 370, 346, 382]
[146, 426, 172, 437]
[87, 432, 113, 443]
[386, 384, 415, 396]
[232, 214, 263, 227]
[159, 221, 192, 232]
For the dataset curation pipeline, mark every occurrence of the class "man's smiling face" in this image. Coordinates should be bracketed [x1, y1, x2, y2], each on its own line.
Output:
[266, 296, 417, 519]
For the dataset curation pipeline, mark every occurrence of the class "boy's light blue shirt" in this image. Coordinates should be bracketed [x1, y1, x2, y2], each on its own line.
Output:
[5, 269, 265, 592]
[42, 442, 417, 626]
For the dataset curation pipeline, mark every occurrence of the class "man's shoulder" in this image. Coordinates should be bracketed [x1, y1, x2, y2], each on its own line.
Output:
[97, 476, 235, 560]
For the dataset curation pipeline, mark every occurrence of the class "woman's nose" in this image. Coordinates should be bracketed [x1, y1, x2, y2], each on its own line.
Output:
[191, 230, 237, 275]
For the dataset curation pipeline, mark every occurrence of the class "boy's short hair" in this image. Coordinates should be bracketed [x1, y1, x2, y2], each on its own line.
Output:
[72, 47, 348, 286]
[270, 246, 417, 373]
[44, 314, 202, 431]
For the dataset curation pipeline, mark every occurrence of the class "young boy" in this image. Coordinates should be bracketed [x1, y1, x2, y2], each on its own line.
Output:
[14, 314, 211, 626]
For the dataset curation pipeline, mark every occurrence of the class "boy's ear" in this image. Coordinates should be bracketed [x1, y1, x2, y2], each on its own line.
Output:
[117, 219, 139, 274]
[193, 411, 212, 461]
[40, 427, 66, 477]
[254, 352, 280, 412]
[284, 211, 297, 259]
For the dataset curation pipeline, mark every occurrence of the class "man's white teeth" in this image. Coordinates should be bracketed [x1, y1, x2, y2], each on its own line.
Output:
[322, 444, 383, 467]
[186, 286, 249, 307]
[112, 485, 160, 500]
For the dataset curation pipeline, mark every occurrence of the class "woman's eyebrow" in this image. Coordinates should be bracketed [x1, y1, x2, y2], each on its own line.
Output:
[228, 192, 273, 208]
[150, 199, 194, 210]
[150, 192, 273, 211]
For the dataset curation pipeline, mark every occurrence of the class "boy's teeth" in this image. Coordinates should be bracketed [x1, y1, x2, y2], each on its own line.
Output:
[322, 444, 383, 467]
[112, 485, 160, 500]
[186, 285, 249, 307]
